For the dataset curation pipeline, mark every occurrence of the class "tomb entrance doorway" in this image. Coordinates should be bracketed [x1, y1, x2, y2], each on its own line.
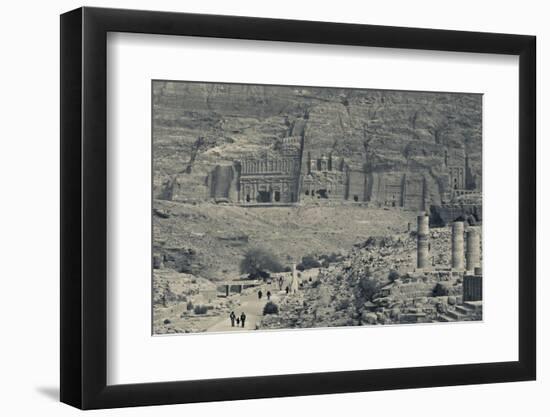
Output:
[257, 190, 271, 203]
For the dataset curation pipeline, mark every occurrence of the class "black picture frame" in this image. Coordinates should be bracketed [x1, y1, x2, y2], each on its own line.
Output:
[60, 6, 536, 410]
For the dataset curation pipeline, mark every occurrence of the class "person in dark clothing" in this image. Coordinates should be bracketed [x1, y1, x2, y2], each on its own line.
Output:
[285, 286, 289, 294]
[258, 290, 263, 299]
[266, 291, 271, 300]
[278, 276, 284, 290]
[236, 317, 240, 326]
[229, 311, 236, 327]
[240, 312, 246, 328]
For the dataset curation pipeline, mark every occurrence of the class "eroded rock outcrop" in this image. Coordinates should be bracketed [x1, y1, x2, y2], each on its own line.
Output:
[153, 82, 482, 208]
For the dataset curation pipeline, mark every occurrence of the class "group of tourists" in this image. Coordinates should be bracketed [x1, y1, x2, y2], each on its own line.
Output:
[229, 311, 246, 328]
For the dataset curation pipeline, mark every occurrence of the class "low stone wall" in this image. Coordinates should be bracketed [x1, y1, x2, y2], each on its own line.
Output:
[429, 204, 482, 227]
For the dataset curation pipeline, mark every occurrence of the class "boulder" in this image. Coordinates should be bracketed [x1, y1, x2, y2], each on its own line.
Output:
[362, 312, 378, 325]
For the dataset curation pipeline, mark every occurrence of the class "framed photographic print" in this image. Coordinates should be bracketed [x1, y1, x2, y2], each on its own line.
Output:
[60, 6, 536, 409]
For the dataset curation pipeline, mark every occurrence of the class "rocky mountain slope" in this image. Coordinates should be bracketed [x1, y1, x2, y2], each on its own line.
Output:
[152, 81, 482, 204]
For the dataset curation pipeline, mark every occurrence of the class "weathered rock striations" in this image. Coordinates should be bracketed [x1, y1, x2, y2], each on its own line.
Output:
[153, 81, 482, 209]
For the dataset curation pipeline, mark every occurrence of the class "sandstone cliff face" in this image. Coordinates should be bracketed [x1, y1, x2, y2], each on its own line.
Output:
[153, 81, 481, 207]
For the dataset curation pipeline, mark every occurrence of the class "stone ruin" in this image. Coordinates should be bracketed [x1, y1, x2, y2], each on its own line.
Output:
[238, 136, 302, 204]
[206, 135, 481, 209]
[416, 214, 481, 274]
[414, 214, 483, 309]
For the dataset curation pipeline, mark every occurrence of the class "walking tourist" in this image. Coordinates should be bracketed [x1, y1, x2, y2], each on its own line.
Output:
[266, 291, 271, 300]
[240, 312, 246, 328]
[229, 311, 236, 327]
[258, 290, 263, 299]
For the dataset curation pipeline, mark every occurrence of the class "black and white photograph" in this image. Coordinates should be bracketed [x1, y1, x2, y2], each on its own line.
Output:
[0, 0, 543, 415]
[152, 81, 483, 335]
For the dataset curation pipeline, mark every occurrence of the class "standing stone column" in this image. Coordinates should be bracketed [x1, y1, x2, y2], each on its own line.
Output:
[451, 221, 465, 270]
[417, 215, 430, 269]
[466, 228, 481, 272]
[290, 263, 299, 294]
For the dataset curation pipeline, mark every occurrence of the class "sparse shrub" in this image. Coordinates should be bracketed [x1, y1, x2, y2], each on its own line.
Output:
[311, 280, 321, 288]
[240, 248, 284, 278]
[357, 274, 379, 302]
[193, 305, 208, 315]
[433, 282, 451, 297]
[257, 271, 273, 280]
[163, 319, 171, 324]
[283, 266, 292, 272]
[297, 255, 321, 271]
[388, 270, 401, 282]
[186, 301, 194, 311]
[263, 301, 279, 315]
[320, 252, 344, 264]
[161, 250, 194, 273]
[336, 299, 351, 311]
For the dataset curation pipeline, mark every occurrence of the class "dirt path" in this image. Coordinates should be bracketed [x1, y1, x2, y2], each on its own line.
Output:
[206, 284, 284, 332]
